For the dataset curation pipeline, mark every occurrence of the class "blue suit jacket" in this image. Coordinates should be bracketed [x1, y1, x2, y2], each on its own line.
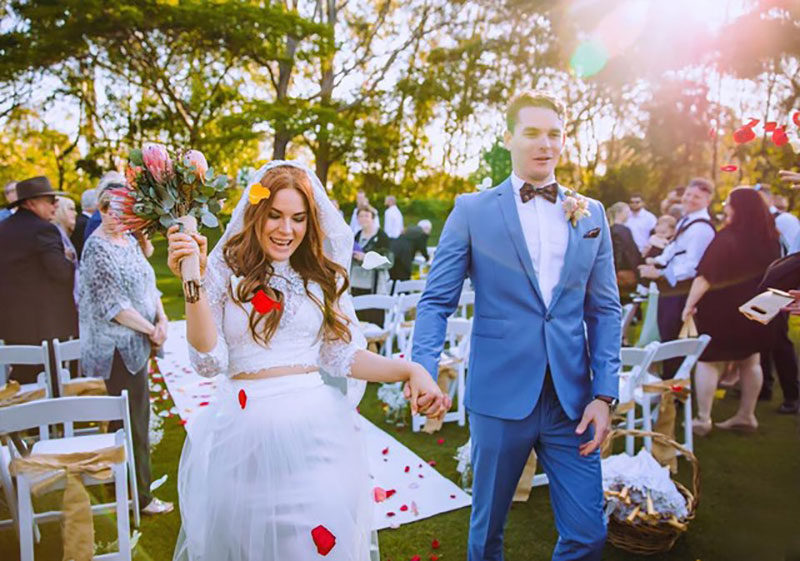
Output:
[411, 178, 621, 421]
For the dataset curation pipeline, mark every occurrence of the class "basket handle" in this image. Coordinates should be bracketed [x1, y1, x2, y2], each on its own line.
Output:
[604, 428, 700, 511]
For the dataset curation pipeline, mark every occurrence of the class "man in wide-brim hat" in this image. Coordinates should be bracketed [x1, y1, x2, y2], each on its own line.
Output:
[0, 175, 78, 385]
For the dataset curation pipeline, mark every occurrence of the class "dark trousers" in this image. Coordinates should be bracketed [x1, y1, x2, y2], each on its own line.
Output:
[105, 350, 152, 509]
[657, 292, 689, 379]
[760, 312, 800, 403]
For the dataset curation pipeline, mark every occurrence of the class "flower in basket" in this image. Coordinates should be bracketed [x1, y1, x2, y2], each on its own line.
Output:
[377, 382, 408, 426]
[112, 143, 229, 302]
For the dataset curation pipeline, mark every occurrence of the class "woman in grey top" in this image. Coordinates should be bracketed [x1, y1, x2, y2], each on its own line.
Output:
[79, 186, 173, 515]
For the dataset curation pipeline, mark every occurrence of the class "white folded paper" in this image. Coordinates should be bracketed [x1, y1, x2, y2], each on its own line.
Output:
[739, 288, 794, 325]
[362, 251, 391, 270]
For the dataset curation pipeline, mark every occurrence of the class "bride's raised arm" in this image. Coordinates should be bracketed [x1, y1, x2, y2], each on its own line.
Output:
[167, 225, 230, 377]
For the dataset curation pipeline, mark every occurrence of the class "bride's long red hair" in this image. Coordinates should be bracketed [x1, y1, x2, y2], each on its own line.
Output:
[222, 166, 352, 346]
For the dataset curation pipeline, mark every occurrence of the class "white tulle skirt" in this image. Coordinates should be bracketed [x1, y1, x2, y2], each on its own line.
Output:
[173, 372, 371, 561]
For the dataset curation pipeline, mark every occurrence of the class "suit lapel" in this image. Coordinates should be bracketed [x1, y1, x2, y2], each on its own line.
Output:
[496, 179, 545, 304]
[548, 187, 584, 311]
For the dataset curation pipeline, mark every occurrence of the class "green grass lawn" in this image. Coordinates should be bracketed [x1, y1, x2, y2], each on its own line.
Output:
[2, 234, 799, 561]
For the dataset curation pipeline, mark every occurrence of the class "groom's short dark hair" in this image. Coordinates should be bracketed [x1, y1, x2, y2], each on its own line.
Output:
[506, 91, 566, 132]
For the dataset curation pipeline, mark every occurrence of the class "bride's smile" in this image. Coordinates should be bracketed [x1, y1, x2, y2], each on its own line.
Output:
[261, 188, 308, 261]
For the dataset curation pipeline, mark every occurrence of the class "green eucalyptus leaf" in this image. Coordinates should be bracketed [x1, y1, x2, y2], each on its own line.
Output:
[205, 168, 214, 181]
[201, 212, 219, 228]
[195, 195, 208, 203]
[213, 175, 228, 189]
[129, 149, 144, 166]
[208, 200, 221, 213]
[159, 215, 174, 228]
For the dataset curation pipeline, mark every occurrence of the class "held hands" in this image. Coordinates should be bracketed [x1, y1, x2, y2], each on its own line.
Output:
[150, 317, 168, 347]
[575, 399, 612, 457]
[167, 225, 208, 279]
[403, 365, 451, 419]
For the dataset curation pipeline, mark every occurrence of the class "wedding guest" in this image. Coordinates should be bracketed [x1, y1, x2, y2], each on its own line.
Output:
[0, 176, 77, 384]
[754, 184, 800, 413]
[666, 203, 684, 220]
[52, 195, 80, 305]
[624, 193, 657, 252]
[83, 171, 125, 242]
[72, 188, 96, 258]
[608, 202, 642, 292]
[349, 190, 380, 233]
[389, 220, 432, 281]
[0, 181, 17, 221]
[682, 187, 780, 434]
[352, 205, 393, 324]
[642, 215, 677, 259]
[79, 187, 172, 515]
[384, 195, 404, 238]
[640, 178, 716, 377]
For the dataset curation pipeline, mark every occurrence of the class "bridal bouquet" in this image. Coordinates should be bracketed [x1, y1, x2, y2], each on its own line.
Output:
[110, 143, 229, 302]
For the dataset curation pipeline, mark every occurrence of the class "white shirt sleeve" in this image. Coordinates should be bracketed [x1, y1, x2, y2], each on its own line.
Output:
[663, 225, 715, 286]
[384, 207, 404, 238]
[775, 213, 800, 254]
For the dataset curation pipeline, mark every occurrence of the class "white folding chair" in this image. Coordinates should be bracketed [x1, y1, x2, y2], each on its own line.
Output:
[52, 338, 106, 437]
[352, 294, 398, 357]
[617, 343, 660, 455]
[455, 290, 475, 319]
[410, 317, 470, 432]
[393, 292, 422, 354]
[633, 335, 711, 453]
[391, 278, 427, 295]
[620, 302, 639, 344]
[1, 393, 140, 559]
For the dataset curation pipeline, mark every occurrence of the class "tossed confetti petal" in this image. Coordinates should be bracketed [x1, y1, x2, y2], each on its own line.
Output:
[310, 525, 336, 556]
[198, 401, 210, 407]
[385, 489, 396, 498]
[765, 121, 778, 132]
[773, 126, 789, 147]
[733, 125, 756, 144]
[436, 438, 445, 445]
[248, 184, 271, 206]
[793, 112, 800, 128]
[238, 389, 247, 410]
[720, 165, 738, 172]
[432, 539, 440, 549]
[253, 290, 281, 314]
[400, 504, 409, 511]
[373, 487, 387, 503]
[382, 447, 389, 455]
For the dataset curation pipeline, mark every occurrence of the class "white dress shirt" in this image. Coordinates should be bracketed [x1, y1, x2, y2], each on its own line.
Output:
[350, 207, 380, 234]
[771, 206, 800, 255]
[384, 205, 404, 238]
[625, 208, 657, 252]
[511, 172, 568, 308]
[654, 208, 715, 286]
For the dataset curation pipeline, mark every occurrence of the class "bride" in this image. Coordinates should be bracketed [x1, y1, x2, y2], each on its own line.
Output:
[166, 161, 448, 560]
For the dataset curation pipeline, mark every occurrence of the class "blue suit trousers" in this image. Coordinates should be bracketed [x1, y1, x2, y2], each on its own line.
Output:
[468, 375, 606, 561]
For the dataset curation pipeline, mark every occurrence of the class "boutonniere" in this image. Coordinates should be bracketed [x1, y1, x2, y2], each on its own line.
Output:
[562, 190, 591, 227]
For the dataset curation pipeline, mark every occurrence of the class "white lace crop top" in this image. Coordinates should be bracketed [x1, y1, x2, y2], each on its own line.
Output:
[188, 257, 362, 379]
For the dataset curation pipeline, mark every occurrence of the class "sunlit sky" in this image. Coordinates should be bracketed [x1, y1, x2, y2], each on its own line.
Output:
[15, 0, 789, 185]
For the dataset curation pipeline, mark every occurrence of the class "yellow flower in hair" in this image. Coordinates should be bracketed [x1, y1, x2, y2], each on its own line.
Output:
[248, 184, 271, 205]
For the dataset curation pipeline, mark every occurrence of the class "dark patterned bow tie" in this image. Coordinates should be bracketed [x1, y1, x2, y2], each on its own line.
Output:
[520, 182, 558, 204]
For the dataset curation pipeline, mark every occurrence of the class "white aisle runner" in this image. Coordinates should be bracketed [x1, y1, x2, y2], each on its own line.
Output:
[155, 321, 471, 530]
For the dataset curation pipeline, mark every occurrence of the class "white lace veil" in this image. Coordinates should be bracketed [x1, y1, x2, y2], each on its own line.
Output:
[208, 160, 367, 405]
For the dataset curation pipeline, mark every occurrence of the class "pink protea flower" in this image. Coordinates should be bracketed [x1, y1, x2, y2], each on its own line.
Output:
[182, 149, 208, 178]
[142, 143, 173, 183]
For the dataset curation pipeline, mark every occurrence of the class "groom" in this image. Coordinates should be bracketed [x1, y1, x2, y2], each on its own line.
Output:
[412, 91, 621, 560]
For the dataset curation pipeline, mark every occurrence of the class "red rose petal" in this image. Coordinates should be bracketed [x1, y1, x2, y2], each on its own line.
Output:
[310, 525, 336, 556]
[386, 511, 396, 517]
[252, 289, 281, 315]
[238, 389, 247, 410]
[794, 112, 800, 128]
[765, 121, 778, 132]
[733, 125, 756, 144]
[399, 504, 408, 511]
[385, 489, 396, 498]
[418, 474, 425, 478]
[404, 466, 410, 473]
[746, 118, 760, 128]
[773, 126, 789, 146]
[450, 494, 456, 499]
[411, 556, 421, 561]
[373, 487, 387, 503]
[436, 438, 444, 445]
[179, 419, 187, 426]
[431, 556, 440, 561]
[428, 460, 437, 466]
[720, 165, 738, 172]
[382, 447, 389, 455]
[432, 538, 440, 549]
[198, 401, 209, 407]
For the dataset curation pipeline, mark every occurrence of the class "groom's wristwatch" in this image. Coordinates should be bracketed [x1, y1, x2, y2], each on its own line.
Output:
[594, 395, 619, 413]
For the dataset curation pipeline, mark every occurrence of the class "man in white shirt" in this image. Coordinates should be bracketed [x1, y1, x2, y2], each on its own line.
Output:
[0, 181, 18, 222]
[639, 178, 715, 374]
[349, 190, 380, 233]
[383, 195, 404, 238]
[625, 193, 657, 252]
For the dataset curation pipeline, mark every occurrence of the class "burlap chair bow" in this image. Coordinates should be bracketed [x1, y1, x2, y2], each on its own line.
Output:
[0, 380, 45, 408]
[9, 445, 126, 561]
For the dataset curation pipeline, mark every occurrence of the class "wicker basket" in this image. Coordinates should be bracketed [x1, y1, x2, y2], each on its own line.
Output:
[603, 429, 700, 555]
